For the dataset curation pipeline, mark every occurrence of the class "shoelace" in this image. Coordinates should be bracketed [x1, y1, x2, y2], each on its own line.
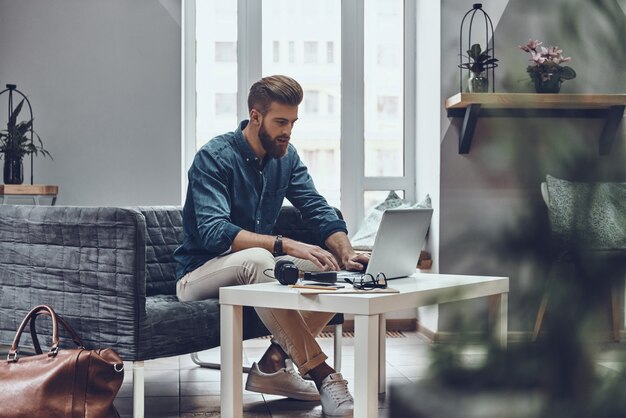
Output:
[283, 363, 313, 387]
[324, 379, 353, 406]
[283, 367, 298, 376]
[283, 362, 299, 377]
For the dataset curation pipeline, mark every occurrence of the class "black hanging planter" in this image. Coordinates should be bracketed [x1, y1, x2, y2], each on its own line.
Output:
[3, 153, 23, 184]
[459, 4, 497, 93]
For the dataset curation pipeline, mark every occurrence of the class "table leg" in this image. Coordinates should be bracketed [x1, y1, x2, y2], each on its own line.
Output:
[378, 313, 386, 394]
[354, 314, 379, 418]
[488, 292, 508, 348]
[221, 304, 243, 418]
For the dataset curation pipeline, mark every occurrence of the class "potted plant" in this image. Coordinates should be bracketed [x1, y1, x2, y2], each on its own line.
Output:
[459, 43, 499, 93]
[519, 39, 576, 93]
[0, 99, 51, 184]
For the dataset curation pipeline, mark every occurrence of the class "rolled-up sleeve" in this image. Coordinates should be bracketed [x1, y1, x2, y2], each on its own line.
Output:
[189, 150, 242, 254]
[286, 149, 348, 243]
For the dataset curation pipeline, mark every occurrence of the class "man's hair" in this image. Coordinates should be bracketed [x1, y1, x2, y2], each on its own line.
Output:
[248, 75, 303, 115]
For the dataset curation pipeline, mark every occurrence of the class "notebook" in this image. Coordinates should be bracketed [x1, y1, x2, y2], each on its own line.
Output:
[339, 208, 433, 280]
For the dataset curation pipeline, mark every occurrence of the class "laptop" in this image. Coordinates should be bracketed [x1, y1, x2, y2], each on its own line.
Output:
[338, 208, 433, 280]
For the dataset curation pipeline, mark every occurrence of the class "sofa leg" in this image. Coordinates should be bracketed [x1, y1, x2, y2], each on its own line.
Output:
[190, 352, 252, 373]
[334, 323, 342, 372]
[133, 361, 144, 418]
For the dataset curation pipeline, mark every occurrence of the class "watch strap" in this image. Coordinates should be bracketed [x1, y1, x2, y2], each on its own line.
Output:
[273, 235, 284, 256]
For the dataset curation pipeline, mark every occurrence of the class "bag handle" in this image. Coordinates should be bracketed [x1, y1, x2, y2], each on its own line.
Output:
[7, 305, 83, 362]
[29, 311, 85, 355]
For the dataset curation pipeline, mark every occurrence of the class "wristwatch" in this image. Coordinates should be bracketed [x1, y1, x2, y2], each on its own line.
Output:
[273, 235, 284, 256]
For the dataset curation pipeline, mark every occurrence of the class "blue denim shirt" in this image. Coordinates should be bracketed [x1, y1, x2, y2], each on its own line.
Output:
[174, 120, 348, 279]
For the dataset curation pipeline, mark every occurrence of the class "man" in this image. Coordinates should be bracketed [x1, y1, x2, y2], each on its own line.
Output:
[174, 75, 368, 417]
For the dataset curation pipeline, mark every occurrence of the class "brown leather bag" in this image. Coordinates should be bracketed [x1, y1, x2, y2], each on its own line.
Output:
[0, 305, 125, 418]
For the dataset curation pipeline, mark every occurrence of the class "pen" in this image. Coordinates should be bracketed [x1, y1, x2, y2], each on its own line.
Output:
[290, 284, 339, 291]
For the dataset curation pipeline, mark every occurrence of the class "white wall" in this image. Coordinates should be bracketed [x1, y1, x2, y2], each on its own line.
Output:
[0, 0, 181, 206]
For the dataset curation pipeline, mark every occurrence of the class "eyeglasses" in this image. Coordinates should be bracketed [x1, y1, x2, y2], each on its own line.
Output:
[344, 272, 387, 290]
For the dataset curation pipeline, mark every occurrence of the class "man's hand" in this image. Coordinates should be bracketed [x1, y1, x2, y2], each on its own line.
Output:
[342, 252, 370, 272]
[323, 231, 370, 271]
[283, 238, 341, 271]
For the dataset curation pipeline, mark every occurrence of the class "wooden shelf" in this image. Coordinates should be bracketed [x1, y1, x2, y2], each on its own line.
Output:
[445, 93, 626, 154]
[0, 184, 58, 195]
[0, 184, 59, 205]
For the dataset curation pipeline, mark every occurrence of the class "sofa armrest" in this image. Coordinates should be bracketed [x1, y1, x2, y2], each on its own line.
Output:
[132, 206, 183, 296]
[0, 205, 147, 356]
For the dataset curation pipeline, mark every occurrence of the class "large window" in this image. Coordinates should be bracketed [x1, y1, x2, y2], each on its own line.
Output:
[189, 0, 416, 231]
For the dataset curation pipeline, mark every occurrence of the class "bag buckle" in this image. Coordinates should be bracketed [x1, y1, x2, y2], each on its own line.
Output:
[7, 350, 18, 362]
[48, 346, 59, 357]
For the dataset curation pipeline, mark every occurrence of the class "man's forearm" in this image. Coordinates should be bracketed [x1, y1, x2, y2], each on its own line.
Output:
[231, 229, 276, 254]
[324, 231, 354, 262]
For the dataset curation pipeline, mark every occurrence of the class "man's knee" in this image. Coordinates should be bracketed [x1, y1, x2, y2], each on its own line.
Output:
[239, 247, 276, 284]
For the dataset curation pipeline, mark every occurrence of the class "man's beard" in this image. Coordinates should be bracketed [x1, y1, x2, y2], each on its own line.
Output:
[259, 122, 289, 159]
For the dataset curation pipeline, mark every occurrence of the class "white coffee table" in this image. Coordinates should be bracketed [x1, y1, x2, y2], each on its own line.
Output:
[220, 272, 509, 418]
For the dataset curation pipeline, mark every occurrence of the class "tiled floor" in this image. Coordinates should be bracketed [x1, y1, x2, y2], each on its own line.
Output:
[2, 332, 624, 417]
[113, 331, 433, 418]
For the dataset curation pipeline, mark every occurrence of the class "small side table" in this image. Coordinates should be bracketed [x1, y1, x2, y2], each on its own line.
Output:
[0, 184, 59, 205]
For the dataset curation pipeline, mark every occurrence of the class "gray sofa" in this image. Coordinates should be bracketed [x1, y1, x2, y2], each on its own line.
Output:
[0, 204, 343, 418]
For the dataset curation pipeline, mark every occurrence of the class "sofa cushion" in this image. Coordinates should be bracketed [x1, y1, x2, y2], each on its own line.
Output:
[140, 294, 280, 359]
[546, 175, 626, 250]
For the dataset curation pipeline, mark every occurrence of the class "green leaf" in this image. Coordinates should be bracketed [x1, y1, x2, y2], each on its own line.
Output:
[8, 99, 25, 129]
[468, 43, 482, 60]
[15, 120, 32, 137]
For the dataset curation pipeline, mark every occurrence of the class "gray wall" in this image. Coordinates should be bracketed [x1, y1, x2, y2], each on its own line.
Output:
[439, 0, 626, 334]
[0, 0, 181, 206]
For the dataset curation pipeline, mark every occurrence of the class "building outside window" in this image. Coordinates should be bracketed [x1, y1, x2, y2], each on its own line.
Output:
[327, 41, 334, 63]
[214, 41, 237, 62]
[303, 41, 318, 64]
[273, 41, 280, 63]
[215, 93, 237, 115]
[377, 95, 400, 118]
[288, 41, 296, 63]
[304, 90, 320, 114]
[327, 94, 335, 115]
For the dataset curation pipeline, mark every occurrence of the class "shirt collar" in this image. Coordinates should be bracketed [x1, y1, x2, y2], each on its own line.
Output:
[233, 120, 261, 164]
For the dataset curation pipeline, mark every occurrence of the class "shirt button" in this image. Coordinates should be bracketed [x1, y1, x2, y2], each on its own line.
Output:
[256, 220, 260, 224]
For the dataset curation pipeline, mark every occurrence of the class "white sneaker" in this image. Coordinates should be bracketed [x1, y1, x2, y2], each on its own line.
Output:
[245, 359, 320, 401]
[319, 373, 354, 417]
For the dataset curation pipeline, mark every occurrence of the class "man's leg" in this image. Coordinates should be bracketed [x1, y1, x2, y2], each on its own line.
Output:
[256, 255, 335, 376]
[176, 247, 276, 301]
[178, 248, 352, 414]
[177, 249, 334, 374]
